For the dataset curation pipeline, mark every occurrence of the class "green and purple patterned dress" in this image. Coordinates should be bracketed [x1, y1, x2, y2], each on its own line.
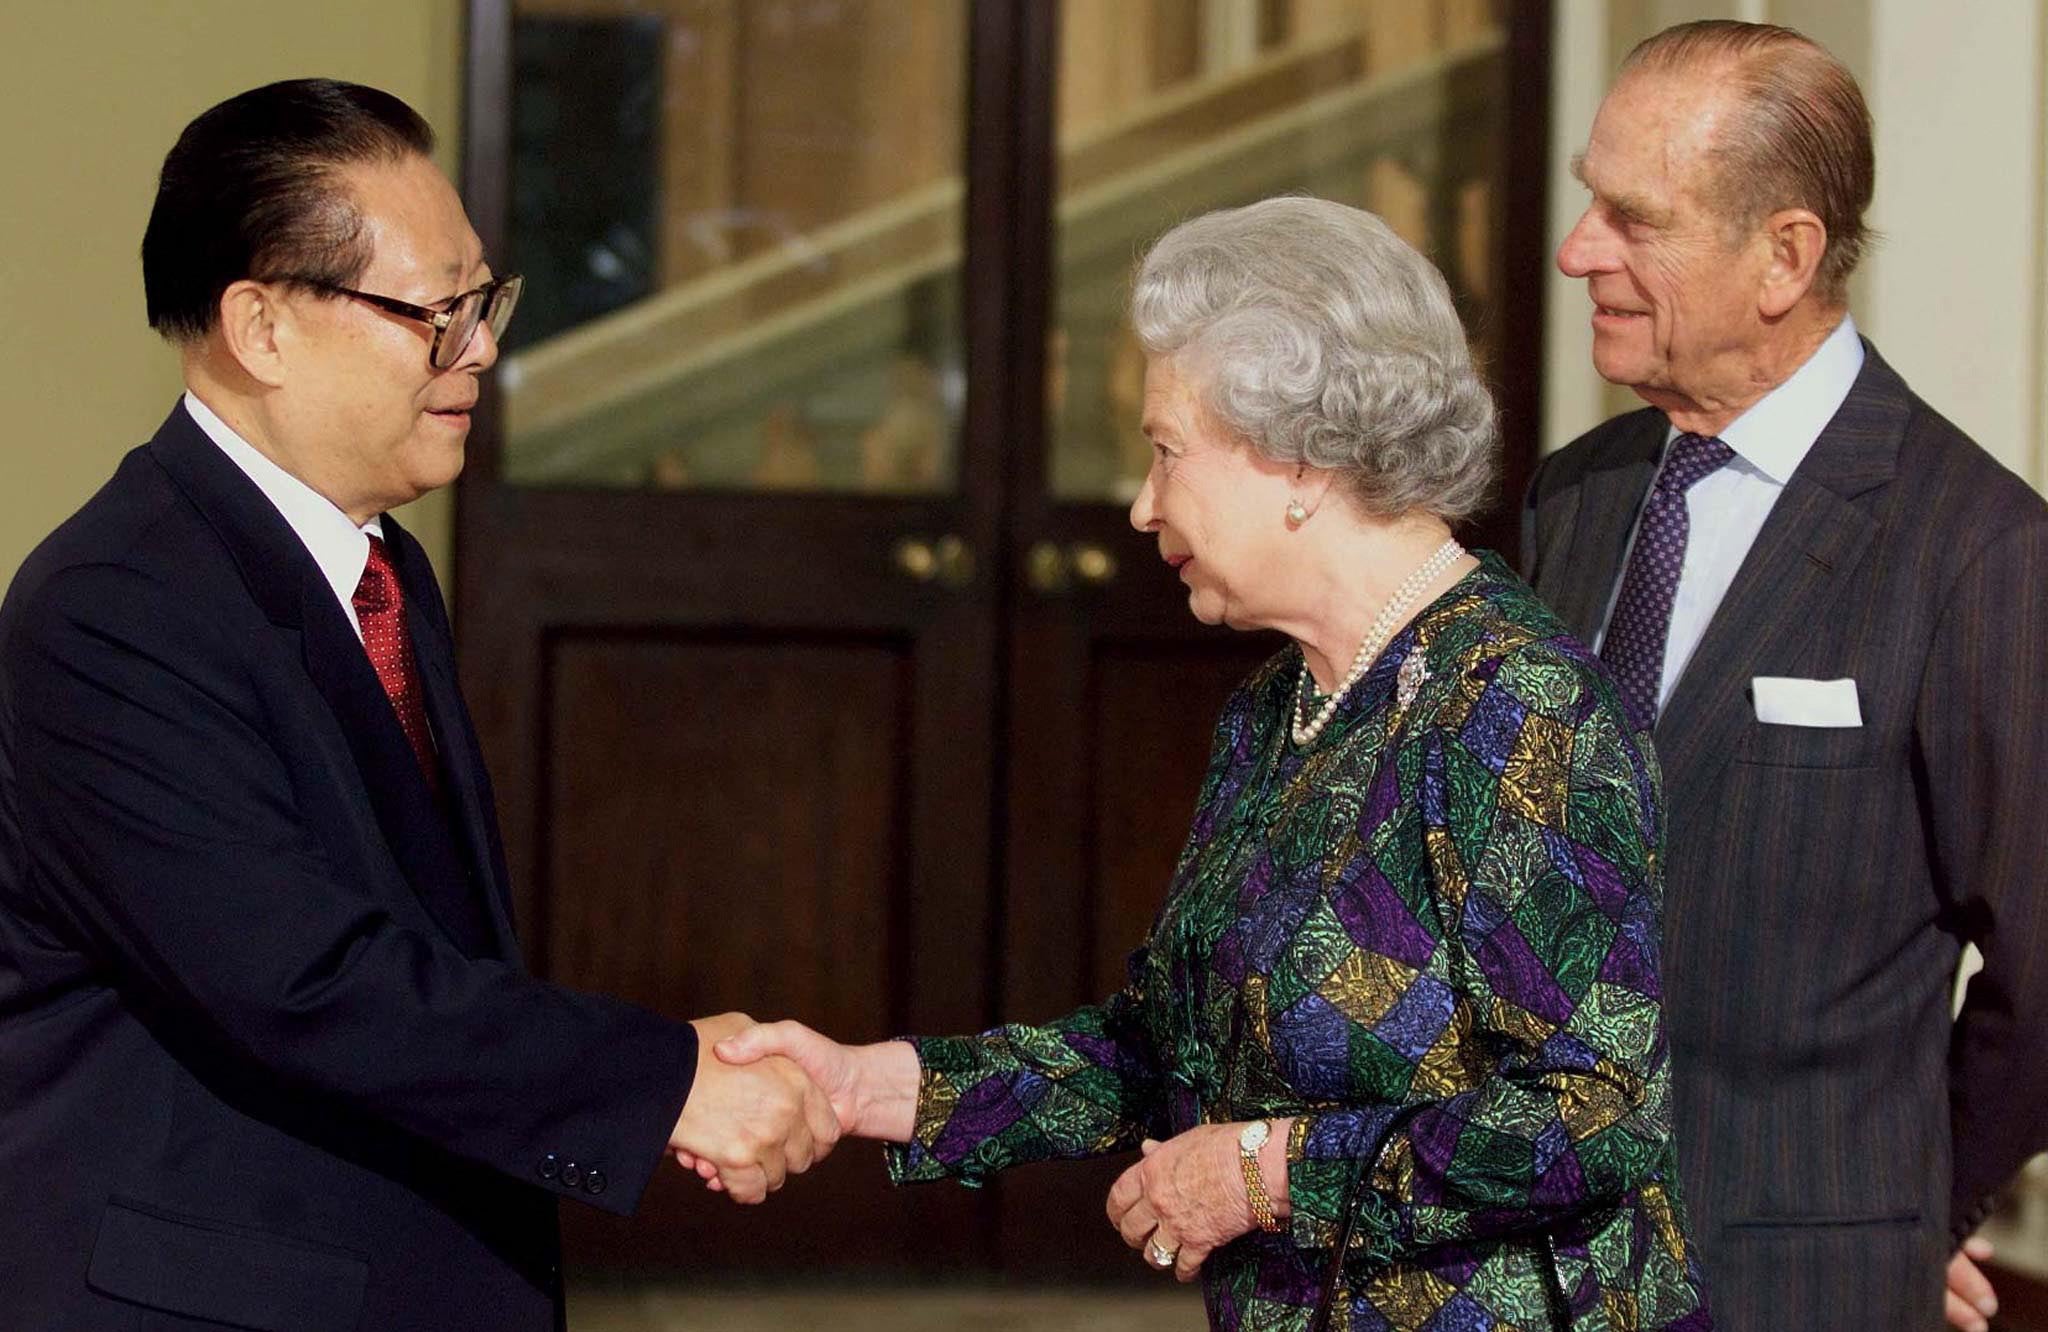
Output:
[884, 554, 1712, 1331]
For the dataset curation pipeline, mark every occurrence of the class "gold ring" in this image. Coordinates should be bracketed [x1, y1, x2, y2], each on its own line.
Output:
[1146, 1235, 1179, 1269]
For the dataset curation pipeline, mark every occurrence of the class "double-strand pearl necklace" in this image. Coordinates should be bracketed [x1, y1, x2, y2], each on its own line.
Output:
[1292, 537, 1465, 747]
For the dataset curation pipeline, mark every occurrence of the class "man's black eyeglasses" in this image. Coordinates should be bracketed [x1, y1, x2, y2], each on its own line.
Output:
[296, 273, 524, 370]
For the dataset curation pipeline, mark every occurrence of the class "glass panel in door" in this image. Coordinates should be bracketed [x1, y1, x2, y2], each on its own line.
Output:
[1047, 0, 1511, 503]
[502, 0, 970, 496]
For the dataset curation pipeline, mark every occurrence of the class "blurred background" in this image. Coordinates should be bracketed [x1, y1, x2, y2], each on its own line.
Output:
[2, 3, 2043, 1328]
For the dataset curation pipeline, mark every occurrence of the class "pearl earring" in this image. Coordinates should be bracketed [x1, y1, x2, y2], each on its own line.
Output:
[1285, 500, 1309, 526]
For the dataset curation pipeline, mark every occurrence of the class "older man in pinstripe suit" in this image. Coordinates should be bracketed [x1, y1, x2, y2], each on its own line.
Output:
[1524, 20, 2048, 1332]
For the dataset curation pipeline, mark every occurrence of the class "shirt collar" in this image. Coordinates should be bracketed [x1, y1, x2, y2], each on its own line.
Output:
[1666, 314, 1865, 485]
[182, 390, 383, 614]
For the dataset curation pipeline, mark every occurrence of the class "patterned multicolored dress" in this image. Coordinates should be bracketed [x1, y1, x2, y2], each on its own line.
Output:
[884, 554, 1713, 1331]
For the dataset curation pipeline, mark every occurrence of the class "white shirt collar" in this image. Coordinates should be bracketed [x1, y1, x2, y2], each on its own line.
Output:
[181, 391, 383, 630]
[1667, 314, 1865, 484]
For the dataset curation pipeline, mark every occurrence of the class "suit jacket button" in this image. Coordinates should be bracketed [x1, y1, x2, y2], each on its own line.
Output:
[561, 1161, 584, 1189]
[537, 1153, 560, 1181]
[583, 1169, 607, 1196]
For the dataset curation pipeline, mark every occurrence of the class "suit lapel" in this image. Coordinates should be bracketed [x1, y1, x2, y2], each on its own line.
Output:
[382, 516, 521, 961]
[294, 582, 504, 957]
[1551, 410, 1665, 641]
[1653, 344, 1907, 800]
[147, 405, 505, 958]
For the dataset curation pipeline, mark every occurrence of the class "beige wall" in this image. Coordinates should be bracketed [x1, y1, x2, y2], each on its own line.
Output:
[1544, 0, 2048, 487]
[0, 2, 464, 589]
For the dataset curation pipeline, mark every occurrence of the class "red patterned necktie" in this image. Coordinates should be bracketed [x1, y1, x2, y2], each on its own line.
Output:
[353, 534, 440, 792]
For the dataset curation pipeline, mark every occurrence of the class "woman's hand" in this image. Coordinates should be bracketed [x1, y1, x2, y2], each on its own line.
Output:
[675, 1020, 923, 1191]
[1106, 1121, 1290, 1283]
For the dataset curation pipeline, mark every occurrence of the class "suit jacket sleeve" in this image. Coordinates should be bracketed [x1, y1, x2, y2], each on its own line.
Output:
[7, 561, 697, 1216]
[1930, 517, 2048, 1240]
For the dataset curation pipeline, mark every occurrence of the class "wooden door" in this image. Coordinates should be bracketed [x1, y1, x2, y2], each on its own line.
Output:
[458, 0, 1024, 1274]
[457, 0, 1547, 1282]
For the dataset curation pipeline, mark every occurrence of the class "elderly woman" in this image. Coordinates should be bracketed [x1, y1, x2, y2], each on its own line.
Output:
[706, 197, 1712, 1331]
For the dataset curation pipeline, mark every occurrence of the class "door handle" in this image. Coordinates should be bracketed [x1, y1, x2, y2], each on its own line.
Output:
[932, 534, 975, 588]
[894, 534, 975, 588]
[1069, 543, 1118, 585]
[893, 536, 938, 582]
[1025, 541, 1068, 593]
[1025, 541, 1119, 594]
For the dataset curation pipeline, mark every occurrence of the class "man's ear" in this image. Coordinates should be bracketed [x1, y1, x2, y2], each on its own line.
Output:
[216, 280, 293, 389]
[1758, 207, 1828, 318]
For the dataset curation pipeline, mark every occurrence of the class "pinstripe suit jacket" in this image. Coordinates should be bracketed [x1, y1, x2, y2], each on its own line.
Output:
[1521, 342, 2048, 1332]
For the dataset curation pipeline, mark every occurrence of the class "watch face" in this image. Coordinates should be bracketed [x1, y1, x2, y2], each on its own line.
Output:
[1239, 1119, 1270, 1151]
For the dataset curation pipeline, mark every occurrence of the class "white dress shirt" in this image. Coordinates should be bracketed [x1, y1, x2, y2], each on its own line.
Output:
[182, 391, 382, 642]
[1594, 315, 1866, 712]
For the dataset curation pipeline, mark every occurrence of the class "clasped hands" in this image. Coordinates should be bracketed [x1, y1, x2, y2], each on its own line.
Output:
[668, 1013, 914, 1204]
[665, 1013, 842, 1205]
[675, 1014, 1283, 1280]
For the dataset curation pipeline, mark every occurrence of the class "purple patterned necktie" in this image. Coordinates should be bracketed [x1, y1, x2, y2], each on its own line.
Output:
[1600, 432, 1735, 730]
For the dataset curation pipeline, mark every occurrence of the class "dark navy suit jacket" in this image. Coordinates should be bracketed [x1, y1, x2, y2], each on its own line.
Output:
[0, 402, 698, 1330]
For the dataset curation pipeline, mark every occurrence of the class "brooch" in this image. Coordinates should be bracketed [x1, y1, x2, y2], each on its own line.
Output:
[1396, 652, 1430, 707]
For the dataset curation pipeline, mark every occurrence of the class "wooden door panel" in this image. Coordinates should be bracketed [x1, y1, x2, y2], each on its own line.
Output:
[542, 633, 906, 1021]
[544, 629, 990, 1272]
[1086, 636, 1283, 990]
[996, 624, 1278, 1279]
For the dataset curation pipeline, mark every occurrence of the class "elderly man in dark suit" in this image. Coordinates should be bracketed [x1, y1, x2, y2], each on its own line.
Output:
[1524, 20, 2048, 1332]
[0, 80, 836, 1330]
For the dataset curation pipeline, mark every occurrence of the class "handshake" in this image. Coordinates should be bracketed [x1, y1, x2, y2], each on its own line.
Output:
[666, 1013, 918, 1204]
[668, 1013, 1283, 1283]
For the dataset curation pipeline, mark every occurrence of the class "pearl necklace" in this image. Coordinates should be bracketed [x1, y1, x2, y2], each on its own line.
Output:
[1292, 537, 1465, 746]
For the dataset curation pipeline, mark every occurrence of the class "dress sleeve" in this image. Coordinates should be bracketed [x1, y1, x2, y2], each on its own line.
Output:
[1279, 654, 1682, 1264]
[882, 956, 1168, 1186]
[884, 671, 1279, 1188]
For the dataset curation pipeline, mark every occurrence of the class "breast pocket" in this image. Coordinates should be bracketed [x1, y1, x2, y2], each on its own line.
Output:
[1732, 675, 1878, 770]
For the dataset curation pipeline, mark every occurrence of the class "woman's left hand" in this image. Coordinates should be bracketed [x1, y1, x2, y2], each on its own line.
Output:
[1106, 1123, 1259, 1283]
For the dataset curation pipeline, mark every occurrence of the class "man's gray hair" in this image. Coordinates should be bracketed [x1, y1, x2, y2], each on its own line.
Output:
[1621, 20, 1874, 305]
[1129, 196, 1497, 523]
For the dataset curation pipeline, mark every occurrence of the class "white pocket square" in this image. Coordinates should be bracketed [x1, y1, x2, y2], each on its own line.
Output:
[1751, 676, 1862, 727]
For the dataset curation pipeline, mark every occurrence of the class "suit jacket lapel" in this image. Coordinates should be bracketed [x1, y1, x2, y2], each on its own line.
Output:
[1552, 410, 1665, 641]
[294, 583, 504, 957]
[147, 405, 504, 958]
[381, 516, 521, 961]
[1654, 344, 1906, 800]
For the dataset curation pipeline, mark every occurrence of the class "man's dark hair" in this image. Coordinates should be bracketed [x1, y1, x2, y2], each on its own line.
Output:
[142, 78, 435, 342]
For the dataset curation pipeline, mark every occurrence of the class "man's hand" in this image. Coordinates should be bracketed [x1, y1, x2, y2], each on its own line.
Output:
[1946, 1237, 1999, 1332]
[667, 1013, 840, 1204]
[1105, 1123, 1279, 1283]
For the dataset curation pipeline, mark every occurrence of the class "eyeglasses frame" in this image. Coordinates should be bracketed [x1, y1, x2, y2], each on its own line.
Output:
[285, 272, 524, 369]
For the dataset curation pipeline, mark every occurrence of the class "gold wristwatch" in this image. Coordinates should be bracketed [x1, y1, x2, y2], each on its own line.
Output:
[1238, 1119, 1283, 1233]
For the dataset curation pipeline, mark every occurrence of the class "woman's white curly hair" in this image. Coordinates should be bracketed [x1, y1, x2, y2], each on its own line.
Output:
[1130, 196, 1498, 522]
